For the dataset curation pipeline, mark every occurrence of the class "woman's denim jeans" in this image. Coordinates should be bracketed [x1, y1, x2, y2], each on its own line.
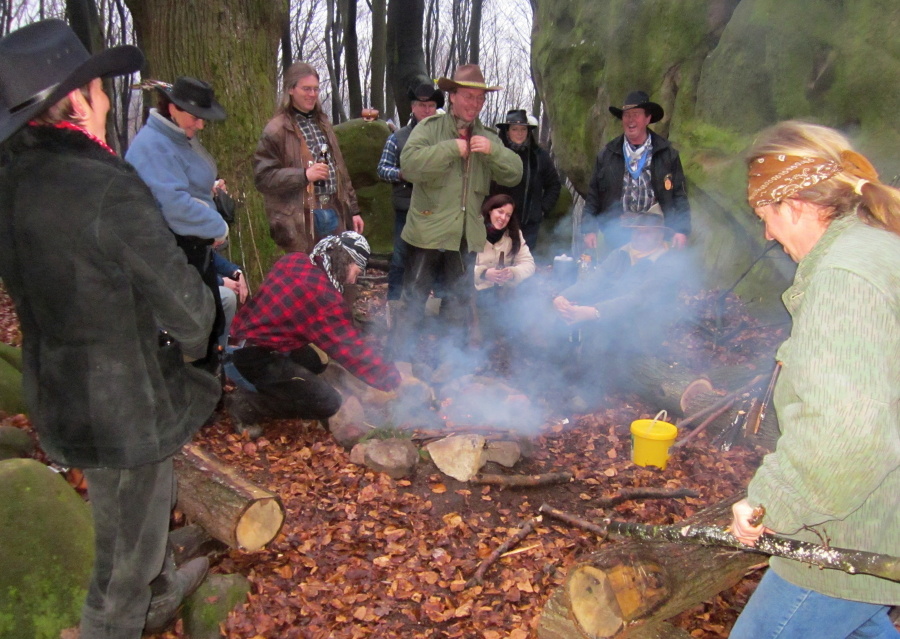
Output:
[731, 569, 898, 638]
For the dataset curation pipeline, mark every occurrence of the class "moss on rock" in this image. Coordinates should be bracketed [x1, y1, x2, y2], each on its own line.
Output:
[0, 459, 94, 638]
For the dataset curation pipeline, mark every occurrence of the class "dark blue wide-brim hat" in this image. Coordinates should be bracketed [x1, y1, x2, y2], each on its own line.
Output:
[0, 19, 143, 144]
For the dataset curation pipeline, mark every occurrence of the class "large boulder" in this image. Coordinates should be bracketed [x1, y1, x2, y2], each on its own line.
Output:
[334, 118, 395, 255]
[0, 344, 25, 416]
[0, 459, 94, 638]
[532, 0, 900, 312]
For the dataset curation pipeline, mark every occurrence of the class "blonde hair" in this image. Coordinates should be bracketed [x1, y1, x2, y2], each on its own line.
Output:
[748, 120, 900, 236]
[278, 62, 320, 115]
[31, 85, 92, 127]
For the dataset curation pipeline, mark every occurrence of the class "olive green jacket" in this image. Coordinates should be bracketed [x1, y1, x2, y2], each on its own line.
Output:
[748, 214, 900, 604]
[400, 112, 522, 251]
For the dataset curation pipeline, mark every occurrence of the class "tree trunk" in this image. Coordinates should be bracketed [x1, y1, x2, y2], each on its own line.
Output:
[468, 0, 482, 64]
[173, 444, 285, 552]
[341, 0, 362, 117]
[370, 0, 386, 114]
[387, 0, 427, 125]
[325, 0, 346, 123]
[125, 0, 287, 289]
[537, 499, 761, 639]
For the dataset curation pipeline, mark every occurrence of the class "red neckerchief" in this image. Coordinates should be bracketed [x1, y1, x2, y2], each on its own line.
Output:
[28, 120, 117, 156]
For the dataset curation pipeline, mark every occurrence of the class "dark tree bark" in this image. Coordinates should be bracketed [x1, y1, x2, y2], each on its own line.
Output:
[370, 0, 386, 114]
[281, 13, 292, 75]
[341, 0, 362, 117]
[468, 0, 482, 64]
[387, 0, 428, 125]
[325, 0, 346, 123]
[125, 0, 288, 287]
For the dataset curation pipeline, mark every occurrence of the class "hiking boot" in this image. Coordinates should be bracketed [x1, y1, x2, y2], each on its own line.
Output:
[225, 391, 264, 439]
[143, 556, 209, 634]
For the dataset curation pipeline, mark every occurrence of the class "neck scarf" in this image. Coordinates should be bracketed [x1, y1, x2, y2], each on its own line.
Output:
[623, 137, 652, 180]
[486, 225, 505, 244]
[310, 231, 371, 292]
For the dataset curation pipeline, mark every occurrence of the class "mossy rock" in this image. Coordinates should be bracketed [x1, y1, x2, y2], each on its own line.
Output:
[532, 0, 900, 312]
[0, 344, 22, 372]
[0, 459, 94, 638]
[0, 426, 34, 460]
[334, 118, 395, 255]
[0, 356, 25, 417]
[182, 573, 251, 639]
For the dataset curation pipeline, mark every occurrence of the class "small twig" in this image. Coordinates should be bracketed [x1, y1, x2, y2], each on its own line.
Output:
[473, 472, 573, 488]
[674, 398, 736, 448]
[538, 504, 609, 537]
[467, 516, 541, 587]
[592, 487, 699, 508]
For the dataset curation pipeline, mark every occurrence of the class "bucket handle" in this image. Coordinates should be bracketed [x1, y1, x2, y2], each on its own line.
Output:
[651, 410, 668, 425]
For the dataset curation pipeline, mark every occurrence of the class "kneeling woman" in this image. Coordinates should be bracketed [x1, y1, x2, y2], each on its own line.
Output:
[226, 232, 400, 438]
[473, 194, 535, 342]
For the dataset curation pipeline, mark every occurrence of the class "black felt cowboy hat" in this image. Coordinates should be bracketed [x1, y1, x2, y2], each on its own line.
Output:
[407, 82, 444, 109]
[609, 90, 664, 124]
[436, 64, 502, 92]
[160, 76, 226, 121]
[496, 109, 537, 130]
[0, 19, 143, 144]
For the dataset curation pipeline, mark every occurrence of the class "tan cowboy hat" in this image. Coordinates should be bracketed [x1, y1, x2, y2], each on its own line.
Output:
[621, 203, 674, 236]
[436, 64, 502, 92]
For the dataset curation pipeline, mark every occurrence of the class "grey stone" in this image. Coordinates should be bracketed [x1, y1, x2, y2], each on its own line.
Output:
[327, 395, 373, 449]
[363, 438, 419, 479]
[349, 440, 373, 465]
[426, 435, 486, 482]
[0, 425, 33, 460]
[483, 440, 522, 468]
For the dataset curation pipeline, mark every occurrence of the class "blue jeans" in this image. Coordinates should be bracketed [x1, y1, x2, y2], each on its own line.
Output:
[731, 569, 899, 639]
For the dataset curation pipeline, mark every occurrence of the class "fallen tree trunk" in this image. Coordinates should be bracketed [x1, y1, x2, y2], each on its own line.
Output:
[537, 498, 760, 639]
[174, 444, 285, 552]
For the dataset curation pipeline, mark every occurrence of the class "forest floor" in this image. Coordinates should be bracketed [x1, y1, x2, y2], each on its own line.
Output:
[1, 271, 790, 639]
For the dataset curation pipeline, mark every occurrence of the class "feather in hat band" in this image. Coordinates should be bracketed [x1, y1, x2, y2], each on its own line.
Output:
[747, 150, 879, 208]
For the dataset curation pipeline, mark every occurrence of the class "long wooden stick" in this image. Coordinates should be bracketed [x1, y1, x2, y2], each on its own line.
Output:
[472, 472, 573, 488]
[674, 397, 736, 448]
[592, 487, 699, 508]
[467, 515, 542, 587]
[677, 373, 766, 430]
[539, 503, 900, 582]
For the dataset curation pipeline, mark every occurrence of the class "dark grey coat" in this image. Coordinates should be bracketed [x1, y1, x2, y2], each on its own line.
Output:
[0, 125, 220, 468]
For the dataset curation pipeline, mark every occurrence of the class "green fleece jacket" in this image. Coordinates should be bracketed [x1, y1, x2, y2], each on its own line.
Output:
[400, 112, 522, 251]
[748, 214, 900, 605]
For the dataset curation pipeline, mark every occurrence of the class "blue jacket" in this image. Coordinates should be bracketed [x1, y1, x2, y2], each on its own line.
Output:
[126, 110, 227, 240]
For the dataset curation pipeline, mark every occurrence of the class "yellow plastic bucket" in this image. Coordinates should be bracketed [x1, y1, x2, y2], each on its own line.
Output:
[630, 410, 678, 469]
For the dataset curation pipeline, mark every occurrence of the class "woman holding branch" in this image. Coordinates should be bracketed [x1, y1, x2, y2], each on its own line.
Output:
[731, 121, 900, 638]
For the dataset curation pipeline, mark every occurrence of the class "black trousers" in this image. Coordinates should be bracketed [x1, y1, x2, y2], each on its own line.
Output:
[393, 245, 474, 362]
[229, 345, 341, 423]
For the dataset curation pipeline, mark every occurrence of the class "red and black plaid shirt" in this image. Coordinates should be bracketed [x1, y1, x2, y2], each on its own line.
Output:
[231, 253, 400, 391]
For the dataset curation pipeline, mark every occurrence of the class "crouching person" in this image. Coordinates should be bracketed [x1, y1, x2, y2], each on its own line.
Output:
[226, 232, 400, 438]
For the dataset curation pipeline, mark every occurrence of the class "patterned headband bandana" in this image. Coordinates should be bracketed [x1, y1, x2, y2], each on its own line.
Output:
[747, 150, 879, 208]
[310, 231, 371, 292]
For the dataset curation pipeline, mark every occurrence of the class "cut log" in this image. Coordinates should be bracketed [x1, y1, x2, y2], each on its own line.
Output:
[537, 498, 761, 639]
[174, 444, 284, 552]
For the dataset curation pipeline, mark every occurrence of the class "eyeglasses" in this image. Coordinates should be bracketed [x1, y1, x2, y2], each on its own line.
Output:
[296, 85, 320, 94]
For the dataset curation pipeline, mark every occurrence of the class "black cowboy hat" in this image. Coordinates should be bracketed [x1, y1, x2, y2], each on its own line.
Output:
[0, 19, 143, 144]
[496, 108, 537, 130]
[407, 82, 444, 109]
[608, 90, 664, 124]
[160, 76, 226, 121]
